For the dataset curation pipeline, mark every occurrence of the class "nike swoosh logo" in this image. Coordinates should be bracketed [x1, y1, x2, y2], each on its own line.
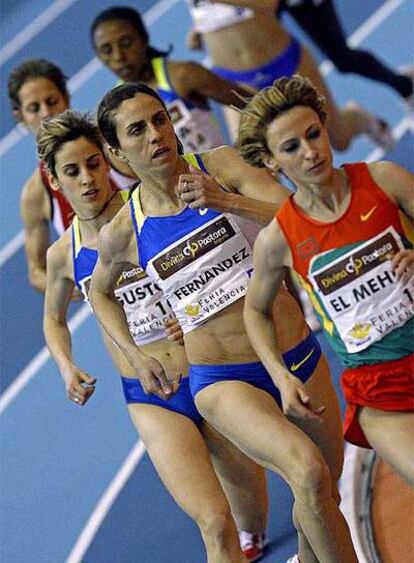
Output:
[199, 208, 208, 216]
[360, 205, 378, 221]
[290, 348, 315, 372]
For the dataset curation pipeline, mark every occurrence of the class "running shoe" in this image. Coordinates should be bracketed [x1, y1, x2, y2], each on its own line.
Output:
[238, 530, 268, 562]
[286, 555, 300, 563]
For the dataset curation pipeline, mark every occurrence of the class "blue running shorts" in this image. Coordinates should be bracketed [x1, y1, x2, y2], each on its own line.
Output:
[212, 37, 301, 90]
[189, 331, 321, 405]
[121, 375, 202, 425]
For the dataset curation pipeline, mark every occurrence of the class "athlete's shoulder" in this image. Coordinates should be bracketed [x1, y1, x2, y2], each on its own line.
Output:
[21, 167, 49, 222]
[21, 167, 45, 203]
[255, 218, 287, 264]
[200, 145, 240, 171]
[167, 59, 206, 96]
[46, 229, 72, 273]
[98, 204, 134, 258]
[368, 160, 413, 201]
[368, 159, 407, 182]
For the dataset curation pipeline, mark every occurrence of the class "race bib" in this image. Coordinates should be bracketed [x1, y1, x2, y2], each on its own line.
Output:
[148, 214, 253, 332]
[309, 227, 414, 353]
[115, 265, 174, 343]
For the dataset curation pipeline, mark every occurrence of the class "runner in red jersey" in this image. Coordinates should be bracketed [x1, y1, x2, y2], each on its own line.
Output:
[238, 75, 414, 489]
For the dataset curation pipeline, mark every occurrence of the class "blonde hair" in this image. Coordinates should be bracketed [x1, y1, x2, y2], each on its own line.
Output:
[37, 110, 104, 176]
[237, 75, 327, 168]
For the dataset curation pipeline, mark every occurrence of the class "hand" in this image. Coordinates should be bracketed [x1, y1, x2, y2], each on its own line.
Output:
[164, 318, 184, 345]
[279, 374, 325, 422]
[187, 29, 203, 50]
[392, 249, 414, 285]
[64, 367, 96, 406]
[136, 355, 181, 400]
[178, 166, 231, 211]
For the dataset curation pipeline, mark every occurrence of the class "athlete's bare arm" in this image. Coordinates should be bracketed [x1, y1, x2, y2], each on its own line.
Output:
[20, 169, 50, 292]
[369, 161, 414, 218]
[244, 219, 324, 421]
[178, 146, 289, 224]
[43, 233, 96, 405]
[369, 161, 414, 284]
[89, 206, 177, 399]
[168, 61, 254, 108]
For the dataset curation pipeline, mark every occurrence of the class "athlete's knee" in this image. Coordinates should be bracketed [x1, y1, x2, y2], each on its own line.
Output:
[290, 456, 332, 514]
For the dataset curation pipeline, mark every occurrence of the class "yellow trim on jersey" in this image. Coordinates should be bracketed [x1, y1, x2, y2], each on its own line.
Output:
[294, 271, 334, 336]
[183, 153, 199, 170]
[130, 186, 146, 232]
[120, 189, 129, 204]
[152, 57, 170, 91]
[72, 216, 82, 258]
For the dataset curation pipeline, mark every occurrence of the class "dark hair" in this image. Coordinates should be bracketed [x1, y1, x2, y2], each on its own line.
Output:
[8, 59, 68, 112]
[97, 82, 183, 153]
[90, 6, 170, 60]
[37, 110, 105, 177]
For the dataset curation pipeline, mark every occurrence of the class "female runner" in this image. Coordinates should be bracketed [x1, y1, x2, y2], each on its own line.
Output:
[238, 74, 414, 487]
[90, 82, 357, 563]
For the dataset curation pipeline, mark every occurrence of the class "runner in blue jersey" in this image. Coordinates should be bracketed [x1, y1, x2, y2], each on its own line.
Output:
[91, 82, 357, 563]
[39, 110, 294, 563]
[90, 6, 254, 153]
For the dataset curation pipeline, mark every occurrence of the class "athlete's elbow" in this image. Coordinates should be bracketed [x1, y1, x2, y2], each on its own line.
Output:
[28, 267, 47, 293]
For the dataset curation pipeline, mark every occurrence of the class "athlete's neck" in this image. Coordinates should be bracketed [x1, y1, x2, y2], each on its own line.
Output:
[76, 191, 124, 246]
[135, 58, 155, 85]
[293, 168, 350, 216]
[140, 155, 189, 215]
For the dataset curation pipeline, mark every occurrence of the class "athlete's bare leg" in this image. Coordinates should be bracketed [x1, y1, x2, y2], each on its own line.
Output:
[195, 382, 357, 563]
[290, 354, 344, 563]
[358, 407, 414, 487]
[202, 422, 269, 534]
[128, 401, 247, 563]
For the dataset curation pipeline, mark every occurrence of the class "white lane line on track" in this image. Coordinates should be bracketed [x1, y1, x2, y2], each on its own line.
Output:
[66, 440, 146, 563]
[348, 0, 408, 48]
[0, 230, 25, 267]
[0, 304, 91, 414]
[0, 0, 80, 67]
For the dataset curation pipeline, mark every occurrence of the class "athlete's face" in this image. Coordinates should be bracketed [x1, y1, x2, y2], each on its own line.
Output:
[112, 93, 179, 173]
[16, 77, 69, 134]
[52, 137, 111, 213]
[264, 106, 333, 186]
[94, 20, 148, 82]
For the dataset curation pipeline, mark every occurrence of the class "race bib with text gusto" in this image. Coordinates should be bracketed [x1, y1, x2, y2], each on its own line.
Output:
[114, 265, 174, 345]
[147, 214, 253, 332]
[309, 227, 414, 353]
